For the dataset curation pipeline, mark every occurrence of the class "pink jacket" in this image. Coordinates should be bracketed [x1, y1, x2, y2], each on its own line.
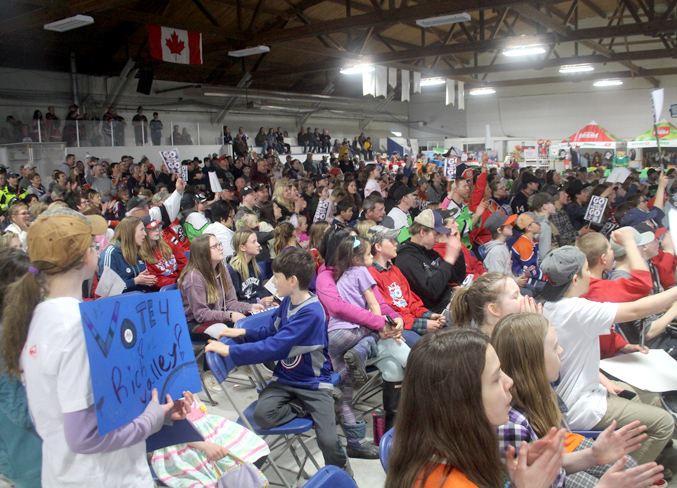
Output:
[315, 264, 401, 331]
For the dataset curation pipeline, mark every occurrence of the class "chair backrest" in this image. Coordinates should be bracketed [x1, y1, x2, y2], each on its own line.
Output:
[160, 283, 178, 292]
[205, 338, 240, 384]
[478, 244, 487, 261]
[146, 418, 204, 452]
[236, 307, 279, 331]
[258, 259, 273, 281]
[303, 465, 358, 488]
[379, 427, 394, 473]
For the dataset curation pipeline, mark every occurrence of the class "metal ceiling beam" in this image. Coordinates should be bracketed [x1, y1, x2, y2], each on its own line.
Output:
[102, 58, 135, 110]
[253, 18, 677, 78]
[467, 66, 677, 87]
[440, 48, 677, 76]
[249, 0, 543, 45]
[512, 4, 661, 86]
[215, 72, 253, 123]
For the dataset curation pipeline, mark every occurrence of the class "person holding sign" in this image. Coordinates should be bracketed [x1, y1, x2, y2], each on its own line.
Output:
[1, 208, 191, 488]
[179, 233, 263, 338]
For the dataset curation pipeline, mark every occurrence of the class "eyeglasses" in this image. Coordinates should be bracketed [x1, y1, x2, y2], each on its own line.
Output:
[210, 242, 223, 250]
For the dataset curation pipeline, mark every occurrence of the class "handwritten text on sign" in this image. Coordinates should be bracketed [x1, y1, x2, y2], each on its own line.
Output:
[79, 291, 201, 435]
[444, 157, 458, 181]
[584, 196, 608, 225]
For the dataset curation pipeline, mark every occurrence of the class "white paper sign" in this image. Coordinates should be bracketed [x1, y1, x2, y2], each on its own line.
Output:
[444, 157, 457, 180]
[600, 349, 677, 392]
[668, 206, 677, 239]
[264, 278, 281, 300]
[208, 172, 222, 193]
[96, 266, 127, 297]
[651, 88, 665, 125]
[584, 195, 608, 224]
[605, 167, 631, 185]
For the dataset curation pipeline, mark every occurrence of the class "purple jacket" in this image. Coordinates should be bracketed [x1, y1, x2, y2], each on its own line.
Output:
[181, 269, 252, 324]
[316, 264, 401, 331]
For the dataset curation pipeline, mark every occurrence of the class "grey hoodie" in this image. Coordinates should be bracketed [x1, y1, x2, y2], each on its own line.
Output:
[483, 239, 512, 274]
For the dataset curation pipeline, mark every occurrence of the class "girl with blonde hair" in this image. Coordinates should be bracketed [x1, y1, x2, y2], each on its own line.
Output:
[99, 216, 157, 293]
[226, 229, 274, 306]
[492, 313, 663, 488]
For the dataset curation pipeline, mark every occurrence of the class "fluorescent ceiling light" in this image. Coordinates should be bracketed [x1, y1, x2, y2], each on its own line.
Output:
[44, 14, 94, 32]
[469, 87, 496, 96]
[420, 78, 446, 87]
[559, 64, 594, 73]
[594, 79, 623, 87]
[228, 45, 270, 57]
[340, 64, 375, 74]
[503, 45, 546, 57]
[416, 13, 471, 28]
[391, 131, 402, 137]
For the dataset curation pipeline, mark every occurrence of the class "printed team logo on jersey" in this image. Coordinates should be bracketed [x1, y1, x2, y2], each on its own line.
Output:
[388, 282, 408, 308]
[281, 355, 302, 369]
[29, 345, 37, 358]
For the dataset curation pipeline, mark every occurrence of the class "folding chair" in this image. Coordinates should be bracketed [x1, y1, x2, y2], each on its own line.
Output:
[303, 465, 358, 488]
[207, 340, 322, 488]
[478, 243, 487, 261]
[379, 427, 394, 473]
[258, 259, 274, 282]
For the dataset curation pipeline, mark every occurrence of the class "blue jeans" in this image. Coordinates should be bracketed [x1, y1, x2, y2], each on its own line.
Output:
[401, 329, 422, 347]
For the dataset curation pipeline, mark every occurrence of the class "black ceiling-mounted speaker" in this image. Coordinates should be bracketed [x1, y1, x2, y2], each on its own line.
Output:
[137, 69, 154, 95]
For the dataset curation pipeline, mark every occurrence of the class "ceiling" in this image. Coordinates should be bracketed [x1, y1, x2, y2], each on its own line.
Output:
[2, 0, 676, 100]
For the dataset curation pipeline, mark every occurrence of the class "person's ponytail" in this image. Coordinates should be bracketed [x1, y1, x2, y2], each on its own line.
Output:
[449, 287, 472, 327]
[0, 272, 45, 377]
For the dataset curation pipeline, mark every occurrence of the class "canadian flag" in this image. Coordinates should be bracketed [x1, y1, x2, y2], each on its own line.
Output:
[148, 25, 202, 65]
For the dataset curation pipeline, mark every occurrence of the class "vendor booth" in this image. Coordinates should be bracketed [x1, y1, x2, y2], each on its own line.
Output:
[627, 122, 677, 165]
[550, 121, 627, 168]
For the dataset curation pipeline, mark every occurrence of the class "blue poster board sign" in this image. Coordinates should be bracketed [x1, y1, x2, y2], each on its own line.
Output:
[79, 290, 201, 436]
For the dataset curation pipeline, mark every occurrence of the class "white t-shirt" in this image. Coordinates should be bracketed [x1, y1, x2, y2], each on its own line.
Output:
[543, 297, 618, 430]
[364, 179, 383, 198]
[387, 206, 409, 230]
[20, 298, 153, 488]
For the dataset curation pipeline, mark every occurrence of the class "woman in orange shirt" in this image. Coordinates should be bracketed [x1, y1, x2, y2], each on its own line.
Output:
[386, 328, 565, 488]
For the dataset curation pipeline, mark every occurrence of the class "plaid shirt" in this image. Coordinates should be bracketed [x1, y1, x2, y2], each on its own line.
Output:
[497, 407, 565, 488]
[549, 208, 578, 246]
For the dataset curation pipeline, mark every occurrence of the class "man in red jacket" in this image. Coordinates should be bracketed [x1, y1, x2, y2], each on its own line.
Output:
[367, 225, 446, 346]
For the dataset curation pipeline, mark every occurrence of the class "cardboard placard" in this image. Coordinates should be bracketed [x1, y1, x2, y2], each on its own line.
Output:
[160, 148, 188, 181]
[584, 195, 608, 224]
[443, 157, 457, 180]
[208, 172, 222, 193]
[79, 291, 201, 435]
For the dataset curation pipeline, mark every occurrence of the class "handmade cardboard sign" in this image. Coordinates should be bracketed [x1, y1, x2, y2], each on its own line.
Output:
[444, 157, 457, 180]
[160, 148, 189, 181]
[584, 195, 608, 224]
[79, 290, 201, 435]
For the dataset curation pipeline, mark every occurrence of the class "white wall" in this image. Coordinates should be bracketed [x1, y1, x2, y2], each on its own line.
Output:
[465, 79, 677, 141]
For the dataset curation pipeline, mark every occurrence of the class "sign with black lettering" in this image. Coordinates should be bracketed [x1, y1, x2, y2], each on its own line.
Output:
[79, 291, 200, 435]
[584, 196, 608, 224]
[444, 157, 457, 180]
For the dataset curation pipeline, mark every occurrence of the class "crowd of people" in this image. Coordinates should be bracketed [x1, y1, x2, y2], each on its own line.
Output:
[1, 140, 677, 488]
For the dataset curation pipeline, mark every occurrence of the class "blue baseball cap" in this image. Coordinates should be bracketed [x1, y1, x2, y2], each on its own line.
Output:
[620, 207, 659, 227]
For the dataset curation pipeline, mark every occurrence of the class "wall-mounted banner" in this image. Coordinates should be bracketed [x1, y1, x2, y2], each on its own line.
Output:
[79, 290, 201, 435]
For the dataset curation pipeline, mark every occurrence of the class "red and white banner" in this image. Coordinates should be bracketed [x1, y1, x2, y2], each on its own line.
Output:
[148, 25, 202, 65]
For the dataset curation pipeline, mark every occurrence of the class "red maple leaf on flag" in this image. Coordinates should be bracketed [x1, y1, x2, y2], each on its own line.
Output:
[165, 31, 185, 56]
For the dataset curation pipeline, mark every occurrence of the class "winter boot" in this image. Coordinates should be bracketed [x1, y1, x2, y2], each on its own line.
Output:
[344, 349, 369, 389]
[342, 421, 380, 459]
[383, 381, 402, 432]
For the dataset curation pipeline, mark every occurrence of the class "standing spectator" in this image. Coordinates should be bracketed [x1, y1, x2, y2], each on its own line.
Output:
[181, 127, 193, 145]
[222, 125, 232, 144]
[61, 105, 82, 146]
[102, 107, 125, 146]
[149, 112, 163, 145]
[31, 110, 44, 142]
[132, 106, 148, 146]
[44, 105, 61, 141]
